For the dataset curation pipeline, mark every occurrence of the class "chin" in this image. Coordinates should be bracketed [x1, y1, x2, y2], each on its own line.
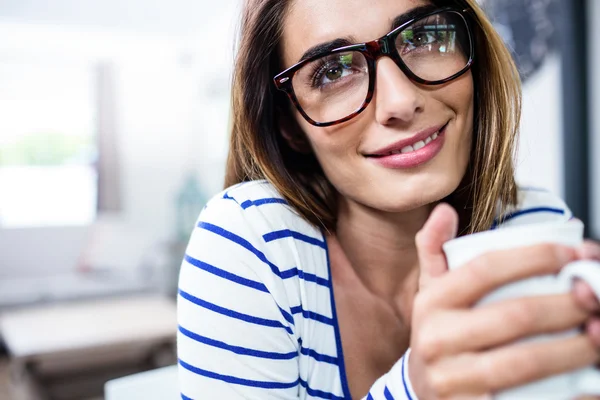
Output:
[368, 172, 464, 213]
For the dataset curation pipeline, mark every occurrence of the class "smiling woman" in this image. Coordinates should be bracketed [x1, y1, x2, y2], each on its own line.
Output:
[176, 0, 600, 399]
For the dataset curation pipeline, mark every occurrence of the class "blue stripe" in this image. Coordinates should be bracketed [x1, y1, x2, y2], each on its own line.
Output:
[367, 394, 375, 400]
[323, 230, 352, 400]
[222, 182, 252, 204]
[290, 306, 301, 314]
[290, 306, 334, 325]
[299, 346, 338, 365]
[184, 254, 268, 293]
[263, 229, 327, 249]
[299, 379, 345, 400]
[222, 192, 240, 205]
[178, 289, 293, 334]
[492, 207, 565, 229]
[179, 325, 297, 360]
[181, 394, 193, 400]
[279, 306, 295, 326]
[298, 269, 330, 286]
[196, 222, 295, 328]
[384, 386, 395, 400]
[280, 267, 331, 287]
[198, 221, 282, 278]
[401, 353, 414, 400]
[241, 197, 288, 209]
[179, 359, 299, 389]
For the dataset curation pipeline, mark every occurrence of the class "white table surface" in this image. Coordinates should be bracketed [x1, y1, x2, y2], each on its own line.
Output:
[104, 364, 178, 400]
[0, 294, 177, 360]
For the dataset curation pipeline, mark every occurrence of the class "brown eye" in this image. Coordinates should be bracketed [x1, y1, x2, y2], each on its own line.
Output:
[325, 66, 343, 81]
[413, 31, 435, 46]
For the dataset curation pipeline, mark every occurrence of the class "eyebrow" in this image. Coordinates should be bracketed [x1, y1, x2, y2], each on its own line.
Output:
[297, 4, 439, 63]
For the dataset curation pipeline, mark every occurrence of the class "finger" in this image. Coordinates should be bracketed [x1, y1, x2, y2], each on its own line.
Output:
[577, 240, 600, 261]
[573, 241, 600, 312]
[424, 243, 577, 308]
[573, 279, 600, 312]
[415, 293, 588, 360]
[428, 334, 599, 396]
[416, 203, 458, 290]
[587, 317, 600, 348]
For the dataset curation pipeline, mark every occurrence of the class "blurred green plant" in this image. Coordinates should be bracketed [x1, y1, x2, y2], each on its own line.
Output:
[0, 132, 94, 166]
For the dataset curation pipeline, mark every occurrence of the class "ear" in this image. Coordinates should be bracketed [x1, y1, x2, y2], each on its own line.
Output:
[278, 114, 312, 154]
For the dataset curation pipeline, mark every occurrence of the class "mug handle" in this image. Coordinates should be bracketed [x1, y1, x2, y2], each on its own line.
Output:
[559, 259, 600, 394]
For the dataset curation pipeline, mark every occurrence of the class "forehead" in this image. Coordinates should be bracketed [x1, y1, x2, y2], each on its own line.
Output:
[281, 0, 431, 68]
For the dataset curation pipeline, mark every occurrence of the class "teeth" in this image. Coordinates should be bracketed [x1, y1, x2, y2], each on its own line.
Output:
[413, 140, 425, 150]
[383, 129, 441, 156]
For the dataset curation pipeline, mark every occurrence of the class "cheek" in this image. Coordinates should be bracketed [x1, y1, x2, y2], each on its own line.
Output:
[296, 114, 361, 164]
[445, 74, 474, 153]
[447, 73, 474, 121]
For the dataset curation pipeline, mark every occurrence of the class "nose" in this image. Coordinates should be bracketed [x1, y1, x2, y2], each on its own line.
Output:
[374, 57, 424, 126]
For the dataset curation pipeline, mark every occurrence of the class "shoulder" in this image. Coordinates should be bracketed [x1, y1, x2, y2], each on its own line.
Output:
[217, 179, 288, 210]
[200, 179, 312, 232]
[493, 186, 573, 229]
[189, 179, 325, 280]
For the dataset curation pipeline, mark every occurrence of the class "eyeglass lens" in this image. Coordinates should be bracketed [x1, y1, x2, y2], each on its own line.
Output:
[290, 11, 471, 124]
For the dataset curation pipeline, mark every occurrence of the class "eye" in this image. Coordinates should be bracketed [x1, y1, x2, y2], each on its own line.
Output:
[325, 65, 343, 81]
[414, 31, 435, 45]
[312, 53, 357, 87]
[406, 29, 437, 47]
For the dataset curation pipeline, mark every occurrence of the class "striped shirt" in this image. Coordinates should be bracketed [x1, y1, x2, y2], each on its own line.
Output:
[177, 180, 571, 400]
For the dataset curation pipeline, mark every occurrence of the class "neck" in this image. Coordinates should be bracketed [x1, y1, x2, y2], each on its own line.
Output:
[334, 198, 431, 316]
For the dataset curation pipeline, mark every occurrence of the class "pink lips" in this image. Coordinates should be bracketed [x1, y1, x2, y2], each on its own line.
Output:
[366, 124, 447, 169]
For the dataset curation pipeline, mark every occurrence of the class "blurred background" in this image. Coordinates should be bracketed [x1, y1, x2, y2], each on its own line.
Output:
[0, 0, 598, 399]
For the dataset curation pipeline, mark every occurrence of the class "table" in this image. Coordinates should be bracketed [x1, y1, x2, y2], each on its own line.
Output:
[0, 294, 177, 400]
[104, 365, 178, 400]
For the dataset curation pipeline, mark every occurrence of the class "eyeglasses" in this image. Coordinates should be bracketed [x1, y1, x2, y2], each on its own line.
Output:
[273, 7, 474, 127]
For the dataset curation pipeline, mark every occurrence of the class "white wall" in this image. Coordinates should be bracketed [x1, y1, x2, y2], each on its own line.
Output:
[0, 3, 240, 275]
[115, 50, 232, 238]
[515, 54, 564, 198]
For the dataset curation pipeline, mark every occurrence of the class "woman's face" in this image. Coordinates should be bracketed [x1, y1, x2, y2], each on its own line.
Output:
[280, 0, 474, 213]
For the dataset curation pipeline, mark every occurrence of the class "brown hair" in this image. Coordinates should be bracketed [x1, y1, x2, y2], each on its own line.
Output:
[225, 0, 520, 235]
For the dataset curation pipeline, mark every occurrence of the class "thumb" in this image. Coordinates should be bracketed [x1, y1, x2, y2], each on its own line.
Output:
[415, 203, 459, 290]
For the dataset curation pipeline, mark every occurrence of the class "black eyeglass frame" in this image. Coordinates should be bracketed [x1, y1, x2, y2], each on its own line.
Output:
[273, 7, 475, 127]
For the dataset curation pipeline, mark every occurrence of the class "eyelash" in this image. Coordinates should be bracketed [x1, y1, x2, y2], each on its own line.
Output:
[309, 58, 337, 88]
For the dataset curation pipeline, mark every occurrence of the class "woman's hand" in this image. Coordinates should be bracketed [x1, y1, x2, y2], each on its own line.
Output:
[574, 241, 600, 349]
[409, 204, 600, 399]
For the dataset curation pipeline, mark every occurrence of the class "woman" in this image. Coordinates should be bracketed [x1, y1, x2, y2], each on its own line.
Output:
[177, 0, 600, 398]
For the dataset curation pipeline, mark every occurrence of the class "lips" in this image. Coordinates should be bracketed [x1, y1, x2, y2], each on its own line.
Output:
[365, 123, 448, 169]
[380, 130, 440, 156]
[365, 123, 448, 158]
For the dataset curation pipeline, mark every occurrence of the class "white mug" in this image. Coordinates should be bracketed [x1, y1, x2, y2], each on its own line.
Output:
[442, 219, 600, 400]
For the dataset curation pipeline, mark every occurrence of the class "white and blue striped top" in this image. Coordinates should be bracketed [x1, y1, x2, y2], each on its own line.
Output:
[177, 180, 572, 400]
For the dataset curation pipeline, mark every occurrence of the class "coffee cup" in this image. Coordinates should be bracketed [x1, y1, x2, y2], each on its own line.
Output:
[442, 219, 600, 399]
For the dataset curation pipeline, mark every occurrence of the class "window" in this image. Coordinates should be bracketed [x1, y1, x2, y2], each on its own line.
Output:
[0, 58, 98, 227]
